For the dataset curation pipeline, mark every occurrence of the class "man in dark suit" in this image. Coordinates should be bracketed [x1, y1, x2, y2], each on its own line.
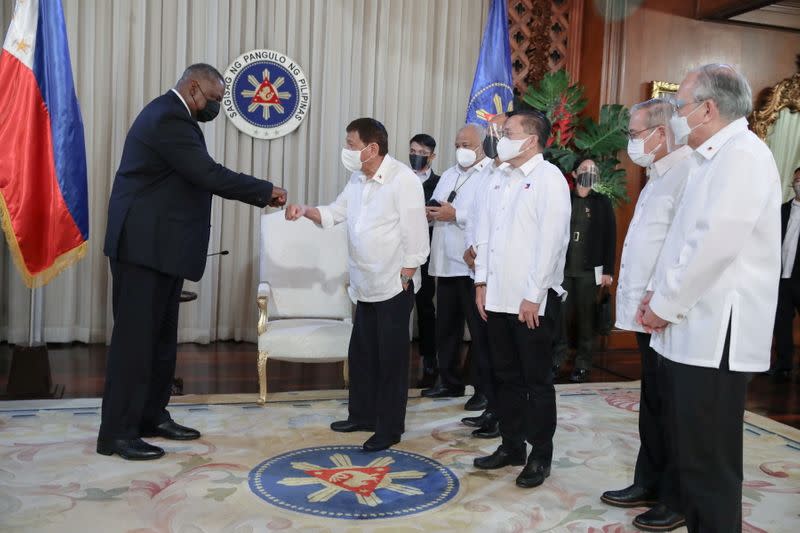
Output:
[772, 166, 800, 383]
[409, 134, 440, 387]
[98, 63, 286, 460]
[551, 159, 616, 382]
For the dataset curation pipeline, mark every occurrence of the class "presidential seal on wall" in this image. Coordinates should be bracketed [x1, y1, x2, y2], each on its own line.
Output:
[222, 49, 310, 139]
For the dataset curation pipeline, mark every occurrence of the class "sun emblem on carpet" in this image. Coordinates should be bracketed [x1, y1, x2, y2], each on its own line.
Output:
[248, 446, 460, 519]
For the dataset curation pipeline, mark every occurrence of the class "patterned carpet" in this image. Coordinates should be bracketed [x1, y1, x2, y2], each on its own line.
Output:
[1, 383, 798, 532]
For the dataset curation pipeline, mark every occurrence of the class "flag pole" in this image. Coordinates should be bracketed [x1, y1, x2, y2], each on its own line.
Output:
[2, 285, 62, 399]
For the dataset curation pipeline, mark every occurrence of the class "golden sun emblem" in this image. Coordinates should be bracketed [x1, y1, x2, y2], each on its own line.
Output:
[278, 453, 426, 507]
[13, 38, 31, 53]
[476, 93, 514, 122]
[240, 68, 292, 121]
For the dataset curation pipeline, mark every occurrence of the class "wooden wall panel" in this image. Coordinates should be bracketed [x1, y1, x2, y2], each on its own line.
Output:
[579, 0, 800, 349]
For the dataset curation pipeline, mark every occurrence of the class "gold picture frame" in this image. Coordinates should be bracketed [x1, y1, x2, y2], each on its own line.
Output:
[751, 72, 800, 140]
[650, 81, 679, 100]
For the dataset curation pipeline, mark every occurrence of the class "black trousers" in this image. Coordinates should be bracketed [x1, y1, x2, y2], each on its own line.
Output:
[773, 278, 800, 371]
[99, 259, 183, 440]
[415, 259, 437, 362]
[633, 332, 680, 511]
[487, 292, 560, 462]
[660, 326, 750, 533]
[435, 277, 493, 401]
[347, 284, 415, 439]
[553, 273, 597, 370]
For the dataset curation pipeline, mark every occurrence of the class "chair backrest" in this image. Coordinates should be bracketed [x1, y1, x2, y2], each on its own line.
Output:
[260, 211, 351, 320]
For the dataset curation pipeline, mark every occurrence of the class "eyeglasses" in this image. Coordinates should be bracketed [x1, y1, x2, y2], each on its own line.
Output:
[627, 125, 658, 141]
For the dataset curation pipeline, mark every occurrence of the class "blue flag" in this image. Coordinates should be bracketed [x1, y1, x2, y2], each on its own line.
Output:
[465, 0, 514, 125]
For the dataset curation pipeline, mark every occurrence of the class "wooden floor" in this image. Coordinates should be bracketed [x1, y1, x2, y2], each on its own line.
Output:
[1, 341, 798, 429]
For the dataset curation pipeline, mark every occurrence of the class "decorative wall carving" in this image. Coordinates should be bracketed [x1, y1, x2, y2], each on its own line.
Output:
[507, 0, 584, 94]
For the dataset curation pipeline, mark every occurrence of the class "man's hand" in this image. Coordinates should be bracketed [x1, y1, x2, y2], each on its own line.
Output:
[463, 246, 476, 269]
[600, 274, 613, 287]
[401, 267, 416, 290]
[269, 186, 288, 207]
[637, 292, 668, 333]
[427, 202, 456, 222]
[635, 291, 653, 327]
[518, 299, 541, 329]
[285, 204, 307, 221]
[475, 285, 487, 321]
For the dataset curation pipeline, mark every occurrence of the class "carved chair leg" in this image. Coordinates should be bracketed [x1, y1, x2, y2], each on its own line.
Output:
[258, 350, 269, 404]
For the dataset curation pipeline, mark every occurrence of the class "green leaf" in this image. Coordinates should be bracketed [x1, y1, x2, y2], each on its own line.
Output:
[205, 487, 237, 502]
[79, 487, 129, 501]
[544, 147, 578, 173]
[573, 104, 630, 157]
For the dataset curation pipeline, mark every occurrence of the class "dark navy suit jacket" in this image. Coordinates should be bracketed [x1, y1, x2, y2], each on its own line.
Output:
[104, 91, 273, 281]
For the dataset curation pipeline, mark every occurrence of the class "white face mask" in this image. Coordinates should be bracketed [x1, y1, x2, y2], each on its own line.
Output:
[793, 182, 800, 197]
[669, 102, 705, 146]
[340, 145, 374, 173]
[627, 128, 661, 168]
[496, 135, 532, 162]
[456, 147, 477, 168]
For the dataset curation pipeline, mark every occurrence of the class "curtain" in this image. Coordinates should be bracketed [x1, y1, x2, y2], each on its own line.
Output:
[0, 0, 489, 344]
[766, 108, 800, 202]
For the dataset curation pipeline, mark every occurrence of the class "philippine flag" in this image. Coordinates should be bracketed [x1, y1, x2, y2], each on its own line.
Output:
[0, 0, 88, 288]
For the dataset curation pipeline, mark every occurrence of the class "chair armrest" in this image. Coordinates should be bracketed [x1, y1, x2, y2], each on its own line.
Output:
[257, 283, 271, 336]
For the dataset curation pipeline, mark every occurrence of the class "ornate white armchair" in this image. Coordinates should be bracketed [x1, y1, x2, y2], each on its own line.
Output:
[257, 211, 352, 403]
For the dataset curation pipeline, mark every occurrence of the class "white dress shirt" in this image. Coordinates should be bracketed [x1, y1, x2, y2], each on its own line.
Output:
[464, 161, 510, 279]
[648, 118, 782, 371]
[782, 200, 800, 278]
[615, 146, 694, 332]
[317, 155, 430, 303]
[429, 157, 492, 278]
[474, 153, 571, 315]
[170, 88, 191, 116]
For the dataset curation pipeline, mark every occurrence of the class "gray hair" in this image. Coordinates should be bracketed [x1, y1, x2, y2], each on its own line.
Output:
[178, 63, 224, 85]
[459, 123, 487, 143]
[630, 98, 673, 129]
[689, 63, 752, 120]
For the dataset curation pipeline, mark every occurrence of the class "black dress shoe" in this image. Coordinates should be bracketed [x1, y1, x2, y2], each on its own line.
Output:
[464, 392, 488, 411]
[362, 434, 400, 452]
[473, 445, 526, 469]
[600, 484, 659, 508]
[461, 411, 490, 427]
[633, 504, 686, 532]
[472, 420, 500, 439]
[141, 420, 201, 440]
[330, 420, 375, 433]
[96, 438, 165, 460]
[570, 368, 590, 383]
[515, 457, 551, 488]
[421, 384, 465, 398]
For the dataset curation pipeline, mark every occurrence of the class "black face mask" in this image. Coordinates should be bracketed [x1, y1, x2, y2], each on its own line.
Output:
[409, 154, 429, 171]
[197, 99, 220, 122]
[193, 84, 221, 122]
[483, 135, 499, 159]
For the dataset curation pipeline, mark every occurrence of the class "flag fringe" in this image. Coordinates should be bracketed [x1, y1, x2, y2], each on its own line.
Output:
[0, 191, 88, 289]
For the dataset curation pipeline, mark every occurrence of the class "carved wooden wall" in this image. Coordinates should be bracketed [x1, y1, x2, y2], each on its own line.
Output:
[508, 0, 584, 95]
